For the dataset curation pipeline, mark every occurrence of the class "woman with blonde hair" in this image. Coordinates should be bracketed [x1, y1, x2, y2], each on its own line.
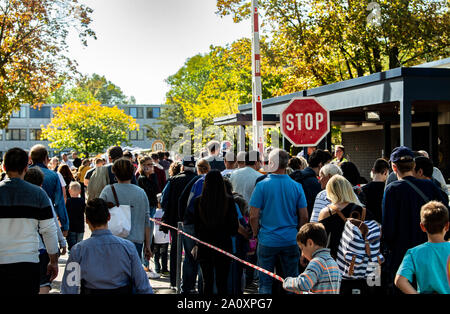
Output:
[318, 175, 373, 259]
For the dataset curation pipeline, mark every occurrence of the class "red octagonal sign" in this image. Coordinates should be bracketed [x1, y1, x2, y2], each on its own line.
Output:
[280, 97, 330, 147]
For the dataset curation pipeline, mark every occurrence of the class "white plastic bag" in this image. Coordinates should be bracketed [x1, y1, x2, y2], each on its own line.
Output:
[108, 204, 131, 238]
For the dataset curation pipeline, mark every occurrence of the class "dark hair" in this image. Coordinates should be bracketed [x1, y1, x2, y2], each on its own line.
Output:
[157, 151, 165, 160]
[58, 164, 75, 186]
[245, 151, 260, 166]
[394, 160, 415, 174]
[123, 150, 133, 159]
[112, 158, 134, 181]
[150, 153, 159, 160]
[4, 148, 29, 174]
[24, 167, 45, 186]
[30, 144, 48, 164]
[85, 198, 110, 227]
[288, 157, 302, 170]
[296, 223, 328, 247]
[420, 201, 449, 234]
[206, 141, 220, 154]
[169, 161, 182, 177]
[199, 170, 230, 226]
[341, 161, 362, 186]
[414, 156, 433, 178]
[82, 159, 90, 167]
[164, 152, 170, 158]
[372, 158, 390, 174]
[107, 146, 123, 161]
[308, 149, 332, 168]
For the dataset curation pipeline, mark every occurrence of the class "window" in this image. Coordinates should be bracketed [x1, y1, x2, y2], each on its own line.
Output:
[6, 129, 27, 141]
[29, 106, 51, 119]
[11, 106, 27, 118]
[147, 107, 160, 119]
[129, 107, 144, 119]
[129, 130, 145, 141]
[30, 129, 43, 141]
[0, 130, 3, 141]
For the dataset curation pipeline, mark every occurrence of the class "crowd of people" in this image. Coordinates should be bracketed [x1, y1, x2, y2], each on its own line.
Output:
[0, 141, 449, 295]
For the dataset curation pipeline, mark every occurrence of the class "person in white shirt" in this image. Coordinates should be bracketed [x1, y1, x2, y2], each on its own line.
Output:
[230, 151, 263, 204]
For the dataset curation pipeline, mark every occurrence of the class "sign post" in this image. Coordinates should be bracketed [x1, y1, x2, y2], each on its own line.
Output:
[251, 0, 264, 156]
[280, 97, 330, 147]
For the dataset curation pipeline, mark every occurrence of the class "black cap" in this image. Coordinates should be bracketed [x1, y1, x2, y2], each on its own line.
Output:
[182, 156, 196, 167]
[390, 146, 414, 163]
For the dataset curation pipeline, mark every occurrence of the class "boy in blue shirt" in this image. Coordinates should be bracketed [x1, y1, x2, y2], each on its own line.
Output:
[395, 201, 450, 294]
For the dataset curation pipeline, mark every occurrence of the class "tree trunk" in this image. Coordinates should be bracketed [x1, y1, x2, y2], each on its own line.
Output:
[389, 47, 400, 69]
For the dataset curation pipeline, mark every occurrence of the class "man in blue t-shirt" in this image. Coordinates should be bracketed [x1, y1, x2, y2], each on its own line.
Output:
[249, 148, 308, 294]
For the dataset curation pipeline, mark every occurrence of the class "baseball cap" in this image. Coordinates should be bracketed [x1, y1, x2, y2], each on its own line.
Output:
[390, 146, 414, 163]
[182, 156, 196, 167]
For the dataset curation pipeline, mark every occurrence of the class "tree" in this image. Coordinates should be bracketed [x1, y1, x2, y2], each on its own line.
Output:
[41, 101, 139, 156]
[47, 73, 136, 105]
[216, 0, 450, 93]
[0, 0, 96, 128]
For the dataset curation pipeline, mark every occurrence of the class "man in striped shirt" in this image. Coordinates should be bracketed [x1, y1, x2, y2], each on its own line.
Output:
[311, 164, 343, 222]
[283, 223, 341, 294]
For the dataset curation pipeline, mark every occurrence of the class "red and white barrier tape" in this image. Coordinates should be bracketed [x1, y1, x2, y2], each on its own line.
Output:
[149, 218, 307, 294]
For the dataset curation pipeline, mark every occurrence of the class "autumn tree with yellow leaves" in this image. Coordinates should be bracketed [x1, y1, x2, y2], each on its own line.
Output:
[41, 101, 139, 156]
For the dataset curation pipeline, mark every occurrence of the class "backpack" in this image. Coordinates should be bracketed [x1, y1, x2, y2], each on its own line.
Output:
[333, 205, 384, 279]
[87, 166, 110, 202]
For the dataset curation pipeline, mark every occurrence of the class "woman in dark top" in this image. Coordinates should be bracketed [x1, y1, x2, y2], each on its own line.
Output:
[193, 170, 238, 295]
[361, 158, 390, 223]
[318, 175, 374, 259]
[137, 156, 159, 209]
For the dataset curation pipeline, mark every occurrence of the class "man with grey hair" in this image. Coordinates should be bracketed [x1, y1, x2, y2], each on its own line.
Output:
[204, 140, 225, 172]
[249, 148, 308, 294]
[310, 163, 343, 222]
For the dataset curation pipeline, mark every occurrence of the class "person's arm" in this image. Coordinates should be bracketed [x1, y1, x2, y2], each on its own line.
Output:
[54, 175, 69, 232]
[297, 207, 308, 229]
[51, 203, 67, 255]
[283, 259, 320, 293]
[249, 206, 260, 238]
[395, 275, 418, 294]
[129, 244, 153, 294]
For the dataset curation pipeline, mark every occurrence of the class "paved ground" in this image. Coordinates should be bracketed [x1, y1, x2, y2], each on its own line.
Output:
[49, 225, 258, 294]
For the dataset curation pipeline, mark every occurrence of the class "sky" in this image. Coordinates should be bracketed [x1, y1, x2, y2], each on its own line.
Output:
[67, 0, 251, 105]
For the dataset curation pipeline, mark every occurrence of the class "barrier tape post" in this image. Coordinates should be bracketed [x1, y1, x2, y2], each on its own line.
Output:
[150, 218, 310, 294]
[176, 221, 183, 294]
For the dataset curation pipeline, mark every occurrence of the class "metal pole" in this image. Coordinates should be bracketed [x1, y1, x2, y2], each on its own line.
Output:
[175, 222, 183, 294]
[251, 0, 264, 156]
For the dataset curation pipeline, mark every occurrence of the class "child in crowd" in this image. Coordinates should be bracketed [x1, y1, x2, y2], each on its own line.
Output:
[283, 223, 341, 294]
[153, 193, 169, 275]
[66, 181, 86, 253]
[395, 201, 450, 294]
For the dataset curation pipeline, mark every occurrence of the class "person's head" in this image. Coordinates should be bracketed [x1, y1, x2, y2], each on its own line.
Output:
[340, 161, 363, 186]
[24, 167, 45, 187]
[288, 157, 307, 171]
[58, 164, 74, 184]
[236, 151, 246, 168]
[123, 150, 133, 161]
[181, 156, 196, 173]
[169, 161, 182, 177]
[413, 156, 434, 180]
[224, 151, 237, 170]
[68, 181, 81, 198]
[48, 157, 59, 170]
[138, 156, 154, 175]
[196, 158, 211, 175]
[318, 163, 343, 190]
[94, 157, 104, 167]
[112, 158, 134, 182]
[206, 140, 220, 156]
[326, 174, 361, 206]
[418, 150, 429, 159]
[370, 158, 390, 181]
[150, 152, 159, 162]
[267, 148, 290, 173]
[157, 151, 165, 161]
[81, 158, 90, 167]
[245, 150, 261, 170]
[85, 198, 110, 230]
[199, 170, 229, 225]
[2, 148, 29, 176]
[296, 223, 328, 261]
[308, 149, 332, 170]
[164, 152, 171, 160]
[419, 201, 449, 236]
[30, 144, 49, 165]
[334, 145, 345, 160]
[107, 146, 123, 163]
[61, 153, 68, 162]
[390, 146, 415, 176]
[72, 152, 78, 159]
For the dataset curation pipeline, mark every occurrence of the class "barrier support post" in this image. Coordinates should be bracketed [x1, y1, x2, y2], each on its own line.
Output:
[176, 222, 183, 293]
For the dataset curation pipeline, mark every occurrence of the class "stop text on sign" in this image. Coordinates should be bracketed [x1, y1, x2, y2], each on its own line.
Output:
[285, 112, 325, 131]
[280, 97, 330, 147]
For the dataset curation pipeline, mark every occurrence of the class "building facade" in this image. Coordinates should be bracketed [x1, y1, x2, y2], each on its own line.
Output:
[0, 103, 164, 158]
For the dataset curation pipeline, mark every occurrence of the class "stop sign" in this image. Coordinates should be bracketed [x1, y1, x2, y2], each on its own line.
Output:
[280, 97, 330, 147]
